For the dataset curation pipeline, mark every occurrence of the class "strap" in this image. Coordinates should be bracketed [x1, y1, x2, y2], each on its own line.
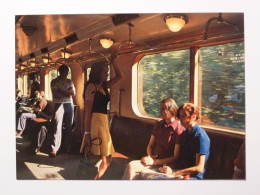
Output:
[91, 137, 102, 146]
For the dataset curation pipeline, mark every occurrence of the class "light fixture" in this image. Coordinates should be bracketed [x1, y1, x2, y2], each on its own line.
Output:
[100, 37, 114, 49]
[164, 15, 188, 32]
[30, 59, 36, 67]
[42, 53, 51, 64]
[60, 47, 72, 59]
[20, 64, 26, 70]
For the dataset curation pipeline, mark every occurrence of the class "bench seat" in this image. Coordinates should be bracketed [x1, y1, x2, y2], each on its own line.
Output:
[77, 115, 244, 180]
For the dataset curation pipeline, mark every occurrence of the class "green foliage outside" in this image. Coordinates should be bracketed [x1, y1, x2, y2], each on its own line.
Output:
[139, 50, 190, 117]
[139, 41, 245, 131]
[200, 42, 245, 130]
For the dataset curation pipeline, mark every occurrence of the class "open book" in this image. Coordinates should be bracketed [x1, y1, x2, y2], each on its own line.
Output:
[140, 171, 184, 180]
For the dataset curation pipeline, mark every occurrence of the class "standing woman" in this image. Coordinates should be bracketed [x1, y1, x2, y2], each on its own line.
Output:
[82, 54, 123, 179]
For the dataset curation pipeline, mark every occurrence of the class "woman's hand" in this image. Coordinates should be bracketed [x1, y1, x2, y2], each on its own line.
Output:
[159, 165, 173, 175]
[141, 155, 155, 166]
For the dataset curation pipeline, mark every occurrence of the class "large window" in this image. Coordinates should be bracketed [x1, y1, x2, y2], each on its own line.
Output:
[137, 50, 190, 118]
[136, 41, 245, 132]
[17, 75, 28, 97]
[199, 42, 245, 131]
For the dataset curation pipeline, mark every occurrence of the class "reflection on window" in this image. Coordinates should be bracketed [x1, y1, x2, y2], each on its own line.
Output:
[138, 50, 190, 117]
[199, 42, 245, 131]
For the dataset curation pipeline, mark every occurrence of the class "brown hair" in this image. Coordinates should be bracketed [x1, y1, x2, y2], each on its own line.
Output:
[160, 98, 178, 117]
[177, 103, 200, 121]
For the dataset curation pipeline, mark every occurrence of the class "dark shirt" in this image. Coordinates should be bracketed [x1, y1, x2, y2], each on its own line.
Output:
[34, 98, 51, 120]
[30, 80, 40, 98]
[92, 83, 110, 114]
[151, 119, 184, 159]
[35, 97, 47, 111]
[179, 124, 210, 179]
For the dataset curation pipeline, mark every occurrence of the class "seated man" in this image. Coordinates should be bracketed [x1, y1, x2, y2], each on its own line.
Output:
[28, 112, 52, 155]
[159, 103, 211, 180]
[16, 90, 47, 136]
[122, 98, 184, 180]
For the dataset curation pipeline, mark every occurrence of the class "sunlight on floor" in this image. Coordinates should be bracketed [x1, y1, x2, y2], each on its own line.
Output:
[24, 162, 65, 180]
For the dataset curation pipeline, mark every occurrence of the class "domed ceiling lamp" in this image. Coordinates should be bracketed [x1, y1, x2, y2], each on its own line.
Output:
[42, 53, 52, 64]
[116, 23, 151, 56]
[100, 37, 114, 49]
[29, 59, 36, 67]
[20, 63, 27, 70]
[164, 14, 188, 32]
[60, 47, 72, 59]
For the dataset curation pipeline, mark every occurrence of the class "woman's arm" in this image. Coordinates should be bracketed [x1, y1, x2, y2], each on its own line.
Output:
[141, 135, 156, 165]
[84, 100, 93, 134]
[174, 154, 206, 176]
[83, 83, 95, 145]
[106, 53, 123, 88]
[147, 135, 155, 156]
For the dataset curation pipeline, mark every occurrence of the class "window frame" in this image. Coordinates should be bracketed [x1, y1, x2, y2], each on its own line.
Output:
[133, 38, 245, 135]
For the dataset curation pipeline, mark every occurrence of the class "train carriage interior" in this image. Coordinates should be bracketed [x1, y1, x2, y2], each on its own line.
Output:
[4, 1, 259, 193]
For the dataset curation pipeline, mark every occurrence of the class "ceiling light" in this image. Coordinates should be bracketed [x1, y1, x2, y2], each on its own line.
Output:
[20, 64, 27, 70]
[42, 53, 51, 64]
[100, 37, 114, 49]
[60, 47, 72, 59]
[30, 59, 36, 67]
[164, 15, 188, 32]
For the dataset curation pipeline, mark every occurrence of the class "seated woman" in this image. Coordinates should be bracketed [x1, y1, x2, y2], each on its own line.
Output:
[159, 103, 210, 180]
[122, 98, 184, 180]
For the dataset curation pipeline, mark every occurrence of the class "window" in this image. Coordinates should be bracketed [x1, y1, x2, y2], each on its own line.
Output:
[17, 75, 28, 97]
[46, 69, 58, 100]
[199, 42, 245, 131]
[137, 50, 190, 118]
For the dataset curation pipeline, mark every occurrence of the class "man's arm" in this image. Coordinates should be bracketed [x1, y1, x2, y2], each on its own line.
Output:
[31, 117, 48, 123]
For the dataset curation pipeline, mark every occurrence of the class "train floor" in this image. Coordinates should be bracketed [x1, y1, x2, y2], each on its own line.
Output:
[16, 135, 129, 180]
[16, 135, 85, 180]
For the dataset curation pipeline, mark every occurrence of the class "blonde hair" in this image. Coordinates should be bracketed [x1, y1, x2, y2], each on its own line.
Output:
[160, 98, 178, 117]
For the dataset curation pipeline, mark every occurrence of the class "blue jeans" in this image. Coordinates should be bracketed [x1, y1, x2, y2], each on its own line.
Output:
[51, 103, 74, 152]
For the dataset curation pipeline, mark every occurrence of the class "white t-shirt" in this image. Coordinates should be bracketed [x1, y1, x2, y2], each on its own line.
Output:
[51, 76, 75, 103]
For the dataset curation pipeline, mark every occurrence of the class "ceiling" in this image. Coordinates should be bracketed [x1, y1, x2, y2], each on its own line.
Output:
[15, 13, 244, 70]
